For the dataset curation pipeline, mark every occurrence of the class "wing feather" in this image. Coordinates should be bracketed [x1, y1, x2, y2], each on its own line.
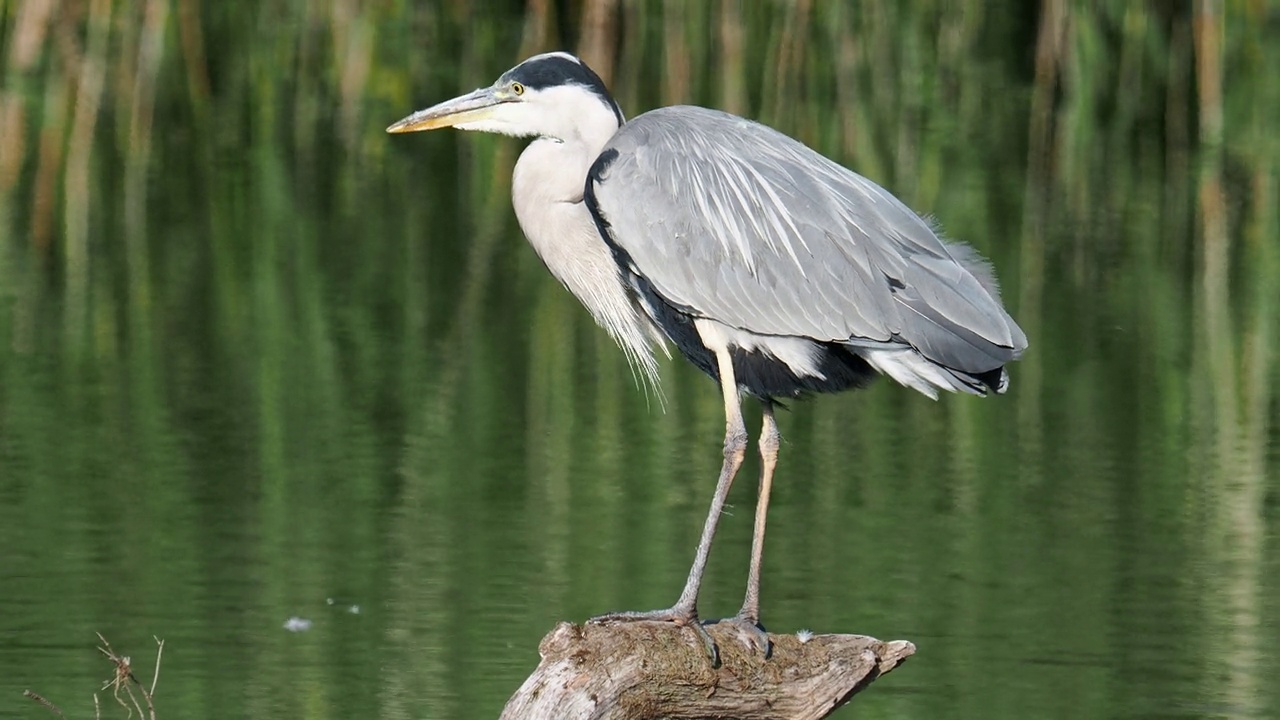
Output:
[589, 106, 1026, 374]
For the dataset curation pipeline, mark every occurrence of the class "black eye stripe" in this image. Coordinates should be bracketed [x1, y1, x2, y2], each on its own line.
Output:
[508, 56, 600, 92]
[504, 55, 624, 126]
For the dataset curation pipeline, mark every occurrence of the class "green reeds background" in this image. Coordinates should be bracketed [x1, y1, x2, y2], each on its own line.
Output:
[1, 1, 1277, 718]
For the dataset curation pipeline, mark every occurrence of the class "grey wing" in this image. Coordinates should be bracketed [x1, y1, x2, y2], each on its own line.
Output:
[587, 106, 1027, 377]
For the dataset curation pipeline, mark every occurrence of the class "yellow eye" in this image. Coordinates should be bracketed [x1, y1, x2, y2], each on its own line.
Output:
[511, 81, 525, 96]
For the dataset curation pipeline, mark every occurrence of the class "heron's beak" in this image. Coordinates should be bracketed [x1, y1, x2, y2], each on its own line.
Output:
[386, 87, 507, 133]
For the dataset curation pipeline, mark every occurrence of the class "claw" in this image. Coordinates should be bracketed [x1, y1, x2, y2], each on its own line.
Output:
[707, 613, 772, 659]
[589, 607, 721, 667]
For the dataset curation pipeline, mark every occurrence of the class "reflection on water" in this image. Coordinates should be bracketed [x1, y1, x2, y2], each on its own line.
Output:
[1, 2, 1277, 719]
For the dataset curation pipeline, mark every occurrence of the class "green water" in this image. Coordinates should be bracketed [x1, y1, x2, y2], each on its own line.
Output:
[2, 2, 1277, 718]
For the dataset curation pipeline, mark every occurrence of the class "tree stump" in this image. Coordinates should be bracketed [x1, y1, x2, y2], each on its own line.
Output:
[500, 621, 915, 720]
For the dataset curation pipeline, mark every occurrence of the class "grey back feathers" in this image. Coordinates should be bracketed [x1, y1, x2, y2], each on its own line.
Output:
[588, 106, 1026, 397]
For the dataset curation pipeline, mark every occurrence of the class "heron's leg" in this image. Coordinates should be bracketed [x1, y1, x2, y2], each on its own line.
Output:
[739, 399, 779, 624]
[706, 399, 778, 656]
[673, 347, 749, 610]
[591, 348, 748, 666]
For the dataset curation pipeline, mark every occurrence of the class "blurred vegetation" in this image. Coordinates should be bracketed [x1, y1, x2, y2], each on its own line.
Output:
[1, 1, 1277, 719]
[1, 0, 1275, 438]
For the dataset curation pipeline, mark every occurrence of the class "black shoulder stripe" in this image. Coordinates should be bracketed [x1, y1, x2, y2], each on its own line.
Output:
[584, 148, 621, 249]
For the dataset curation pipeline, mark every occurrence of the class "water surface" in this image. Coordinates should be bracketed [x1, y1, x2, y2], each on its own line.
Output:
[1, 3, 1277, 718]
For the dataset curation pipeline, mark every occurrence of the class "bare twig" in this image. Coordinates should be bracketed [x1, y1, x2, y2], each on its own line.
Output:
[126, 685, 145, 720]
[96, 632, 137, 717]
[93, 632, 161, 720]
[149, 638, 164, 698]
[23, 689, 66, 718]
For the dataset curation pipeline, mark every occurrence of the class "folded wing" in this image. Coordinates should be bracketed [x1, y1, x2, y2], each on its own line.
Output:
[587, 106, 1027, 377]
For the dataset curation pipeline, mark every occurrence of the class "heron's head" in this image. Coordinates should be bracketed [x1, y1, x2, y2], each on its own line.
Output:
[387, 52, 623, 142]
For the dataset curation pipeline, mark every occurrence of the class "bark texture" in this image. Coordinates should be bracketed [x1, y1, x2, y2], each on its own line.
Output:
[500, 621, 914, 720]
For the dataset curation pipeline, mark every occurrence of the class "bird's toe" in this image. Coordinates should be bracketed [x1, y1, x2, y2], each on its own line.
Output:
[589, 606, 721, 666]
[707, 614, 772, 659]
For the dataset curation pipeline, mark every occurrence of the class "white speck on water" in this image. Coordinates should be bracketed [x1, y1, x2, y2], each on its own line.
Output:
[283, 617, 313, 632]
[348, 605, 360, 615]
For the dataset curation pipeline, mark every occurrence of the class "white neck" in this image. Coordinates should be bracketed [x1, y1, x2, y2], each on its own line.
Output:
[512, 85, 620, 202]
[509, 99, 661, 387]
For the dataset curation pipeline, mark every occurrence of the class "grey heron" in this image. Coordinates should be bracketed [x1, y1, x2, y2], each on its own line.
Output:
[388, 52, 1027, 661]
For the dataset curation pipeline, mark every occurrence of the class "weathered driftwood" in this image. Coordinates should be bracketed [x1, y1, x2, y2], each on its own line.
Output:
[500, 621, 914, 720]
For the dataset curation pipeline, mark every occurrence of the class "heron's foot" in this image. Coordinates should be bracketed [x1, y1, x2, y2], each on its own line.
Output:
[589, 606, 720, 667]
[707, 612, 772, 659]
